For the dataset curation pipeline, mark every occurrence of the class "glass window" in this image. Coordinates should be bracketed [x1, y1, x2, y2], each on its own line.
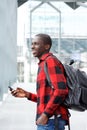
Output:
[17, 62, 24, 82]
[17, 46, 23, 57]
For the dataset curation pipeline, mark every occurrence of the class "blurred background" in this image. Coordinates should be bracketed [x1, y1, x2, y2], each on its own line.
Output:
[0, 0, 87, 130]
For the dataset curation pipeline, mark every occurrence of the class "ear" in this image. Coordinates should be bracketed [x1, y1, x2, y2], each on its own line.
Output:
[45, 44, 50, 50]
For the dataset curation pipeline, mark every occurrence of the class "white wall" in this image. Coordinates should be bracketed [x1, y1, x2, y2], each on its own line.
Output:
[0, 0, 17, 101]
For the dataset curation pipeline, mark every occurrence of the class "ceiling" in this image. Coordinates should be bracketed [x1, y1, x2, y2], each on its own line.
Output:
[18, 0, 28, 7]
[18, 0, 87, 9]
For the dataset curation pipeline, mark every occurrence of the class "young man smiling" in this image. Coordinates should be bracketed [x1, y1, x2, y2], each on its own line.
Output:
[11, 34, 69, 130]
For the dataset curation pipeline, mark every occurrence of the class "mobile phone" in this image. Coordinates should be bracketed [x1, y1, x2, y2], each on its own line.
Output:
[8, 86, 13, 91]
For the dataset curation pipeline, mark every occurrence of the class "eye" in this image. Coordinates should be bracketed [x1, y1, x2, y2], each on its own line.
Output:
[34, 42, 39, 45]
[32, 42, 36, 45]
[34, 42, 38, 45]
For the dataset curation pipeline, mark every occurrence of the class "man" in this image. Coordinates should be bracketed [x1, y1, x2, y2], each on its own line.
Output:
[11, 34, 70, 130]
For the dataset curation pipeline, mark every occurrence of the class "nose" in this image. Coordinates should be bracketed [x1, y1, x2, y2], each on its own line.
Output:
[31, 43, 34, 50]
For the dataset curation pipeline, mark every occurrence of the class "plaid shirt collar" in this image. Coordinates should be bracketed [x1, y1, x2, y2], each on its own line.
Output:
[38, 52, 53, 64]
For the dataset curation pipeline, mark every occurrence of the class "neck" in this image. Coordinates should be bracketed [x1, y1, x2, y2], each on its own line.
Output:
[38, 51, 49, 60]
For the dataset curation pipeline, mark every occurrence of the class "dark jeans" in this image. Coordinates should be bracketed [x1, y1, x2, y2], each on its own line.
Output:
[37, 117, 67, 130]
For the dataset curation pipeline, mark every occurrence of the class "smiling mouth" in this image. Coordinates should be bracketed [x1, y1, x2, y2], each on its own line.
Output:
[32, 51, 37, 55]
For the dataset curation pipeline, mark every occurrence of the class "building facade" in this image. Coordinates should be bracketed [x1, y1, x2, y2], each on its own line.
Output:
[17, 1, 87, 82]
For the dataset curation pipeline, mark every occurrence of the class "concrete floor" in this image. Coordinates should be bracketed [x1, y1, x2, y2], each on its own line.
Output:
[0, 83, 87, 130]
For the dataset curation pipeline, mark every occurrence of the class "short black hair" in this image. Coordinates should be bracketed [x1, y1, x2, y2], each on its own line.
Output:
[35, 33, 52, 48]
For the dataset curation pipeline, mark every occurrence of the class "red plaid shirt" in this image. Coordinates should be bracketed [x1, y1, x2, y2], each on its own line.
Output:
[28, 53, 69, 122]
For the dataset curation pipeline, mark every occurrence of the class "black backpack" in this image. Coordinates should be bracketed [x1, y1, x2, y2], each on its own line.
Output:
[64, 64, 87, 111]
[44, 60, 87, 112]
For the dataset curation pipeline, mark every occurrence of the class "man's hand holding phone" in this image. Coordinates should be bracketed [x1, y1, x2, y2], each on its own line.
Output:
[9, 87, 30, 98]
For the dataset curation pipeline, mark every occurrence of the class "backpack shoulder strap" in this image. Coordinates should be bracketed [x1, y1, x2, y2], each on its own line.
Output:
[44, 61, 52, 86]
